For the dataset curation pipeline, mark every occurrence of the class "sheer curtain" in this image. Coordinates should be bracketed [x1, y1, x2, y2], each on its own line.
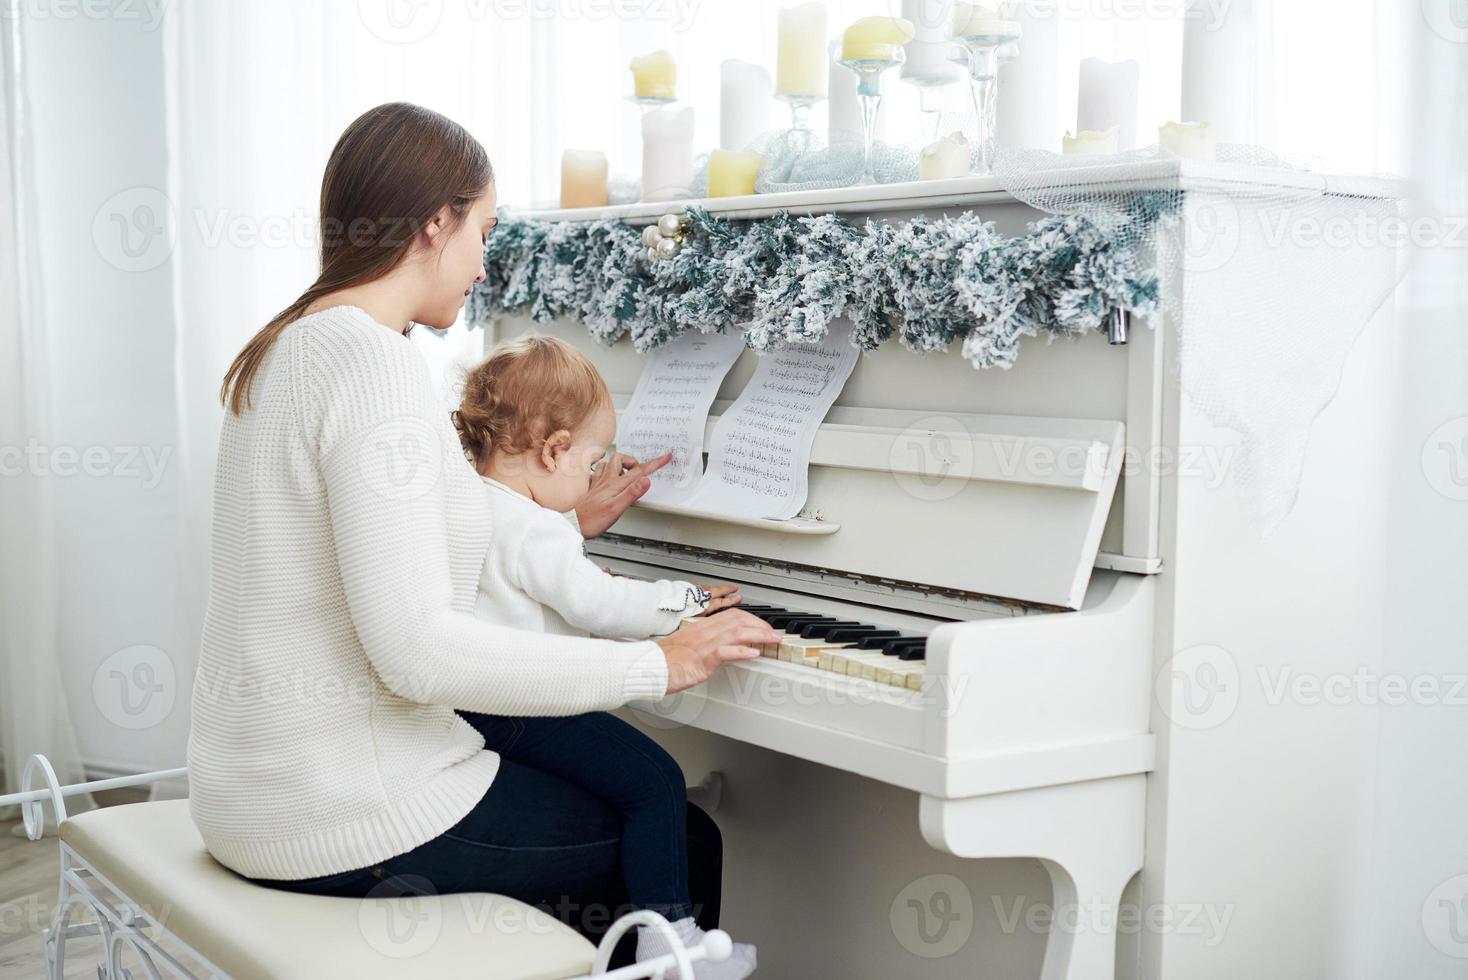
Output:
[0, 1, 92, 829]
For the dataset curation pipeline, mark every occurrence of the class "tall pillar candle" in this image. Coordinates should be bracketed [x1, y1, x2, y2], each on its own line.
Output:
[720, 60, 772, 151]
[560, 149, 609, 208]
[641, 107, 695, 202]
[1076, 58, 1139, 151]
[775, 3, 828, 99]
[1181, 0, 1263, 145]
[995, 2, 1058, 151]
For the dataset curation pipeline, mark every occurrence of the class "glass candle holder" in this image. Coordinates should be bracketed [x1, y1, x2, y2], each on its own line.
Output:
[837, 54, 903, 185]
[777, 92, 825, 132]
[953, 24, 1020, 175]
[626, 94, 678, 117]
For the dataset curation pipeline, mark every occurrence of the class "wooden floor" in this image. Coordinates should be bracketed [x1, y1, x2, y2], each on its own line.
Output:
[0, 789, 194, 980]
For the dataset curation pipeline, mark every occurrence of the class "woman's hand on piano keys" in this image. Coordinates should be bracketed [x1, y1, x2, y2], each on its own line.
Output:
[656, 610, 780, 694]
[574, 451, 673, 538]
[695, 583, 742, 616]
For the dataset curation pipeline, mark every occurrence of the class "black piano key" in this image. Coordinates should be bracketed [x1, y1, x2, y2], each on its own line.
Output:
[898, 647, 928, 662]
[742, 607, 788, 621]
[858, 632, 910, 650]
[798, 621, 864, 639]
[883, 638, 927, 656]
[826, 627, 890, 644]
[766, 613, 821, 629]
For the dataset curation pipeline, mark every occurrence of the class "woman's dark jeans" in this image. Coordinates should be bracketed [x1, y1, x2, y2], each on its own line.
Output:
[248, 712, 720, 966]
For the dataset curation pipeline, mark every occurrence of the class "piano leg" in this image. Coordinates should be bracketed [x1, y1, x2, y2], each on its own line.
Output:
[918, 774, 1147, 980]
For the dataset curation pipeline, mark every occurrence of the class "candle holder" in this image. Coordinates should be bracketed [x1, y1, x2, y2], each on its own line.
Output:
[906, 75, 955, 146]
[953, 23, 1020, 175]
[837, 54, 903, 186]
[776, 93, 825, 132]
[627, 95, 678, 118]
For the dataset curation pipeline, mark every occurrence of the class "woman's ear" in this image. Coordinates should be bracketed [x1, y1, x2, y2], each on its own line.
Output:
[421, 204, 455, 246]
[540, 430, 573, 472]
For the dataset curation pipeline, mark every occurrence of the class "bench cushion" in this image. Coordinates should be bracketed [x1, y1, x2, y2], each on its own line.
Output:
[60, 800, 596, 980]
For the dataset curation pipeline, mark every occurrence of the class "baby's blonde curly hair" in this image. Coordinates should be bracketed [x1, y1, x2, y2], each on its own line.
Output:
[453, 334, 612, 464]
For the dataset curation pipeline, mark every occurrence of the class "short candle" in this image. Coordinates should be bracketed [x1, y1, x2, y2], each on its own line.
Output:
[840, 16, 915, 62]
[630, 49, 676, 100]
[1061, 127, 1119, 156]
[706, 149, 763, 198]
[559, 149, 609, 208]
[1159, 120, 1216, 161]
[918, 133, 970, 179]
[952, 0, 1016, 36]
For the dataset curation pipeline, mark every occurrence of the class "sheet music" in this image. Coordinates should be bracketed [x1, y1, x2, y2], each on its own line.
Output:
[687, 320, 860, 521]
[616, 330, 747, 504]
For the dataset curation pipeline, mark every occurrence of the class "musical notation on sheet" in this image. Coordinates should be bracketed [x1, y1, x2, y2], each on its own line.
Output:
[687, 320, 859, 521]
[616, 330, 747, 504]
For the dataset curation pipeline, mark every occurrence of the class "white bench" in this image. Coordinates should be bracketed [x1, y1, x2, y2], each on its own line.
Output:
[6, 755, 731, 980]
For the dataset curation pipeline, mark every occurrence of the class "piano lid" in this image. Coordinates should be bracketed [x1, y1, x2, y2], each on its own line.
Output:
[609, 398, 1124, 611]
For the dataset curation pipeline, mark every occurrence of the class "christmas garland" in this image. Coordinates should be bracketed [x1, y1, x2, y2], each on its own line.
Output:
[467, 192, 1176, 370]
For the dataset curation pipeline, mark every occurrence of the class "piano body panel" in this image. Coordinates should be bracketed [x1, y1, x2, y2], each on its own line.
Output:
[925, 572, 1156, 785]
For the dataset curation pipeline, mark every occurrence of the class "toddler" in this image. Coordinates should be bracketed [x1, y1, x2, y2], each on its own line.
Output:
[453, 334, 756, 978]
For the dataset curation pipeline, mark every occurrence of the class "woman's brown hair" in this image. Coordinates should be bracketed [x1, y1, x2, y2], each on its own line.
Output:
[219, 102, 494, 414]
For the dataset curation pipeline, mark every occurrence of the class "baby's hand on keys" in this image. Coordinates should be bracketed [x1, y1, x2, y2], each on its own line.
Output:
[696, 583, 742, 616]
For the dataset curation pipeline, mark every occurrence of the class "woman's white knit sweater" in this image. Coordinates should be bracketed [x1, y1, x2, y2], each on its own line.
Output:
[186, 306, 669, 881]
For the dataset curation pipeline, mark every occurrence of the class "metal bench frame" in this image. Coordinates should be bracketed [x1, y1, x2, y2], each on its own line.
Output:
[5, 754, 729, 980]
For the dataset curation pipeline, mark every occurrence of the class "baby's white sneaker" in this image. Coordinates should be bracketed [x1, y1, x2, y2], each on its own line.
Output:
[636, 915, 757, 979]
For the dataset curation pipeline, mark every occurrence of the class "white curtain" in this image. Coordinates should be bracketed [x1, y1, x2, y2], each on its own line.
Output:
[0, 2, 92, 829]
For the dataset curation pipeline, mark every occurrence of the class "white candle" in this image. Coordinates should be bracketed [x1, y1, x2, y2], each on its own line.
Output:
[1076, 58, 1139, 152]
[630, 49, 676, 100]
[828, 39, 884, 140]
[995, 4, 1058, 151]
[720, 60, 772, 152]
[641, 107, 696, 202]
[1159, 120, 1216, 161]
[560, 149, 609, 208]
[918, 132, 969, 179]
[1061, 127, 1119, 156]
[901, 0, 958, 84]
[952, 1, 1018, 37]
[1181, 0, 1255, 143]
[776, 3, 828, 99]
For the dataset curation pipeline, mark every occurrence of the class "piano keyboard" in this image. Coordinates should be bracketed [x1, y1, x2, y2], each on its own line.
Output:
[681, 604, 927, 691]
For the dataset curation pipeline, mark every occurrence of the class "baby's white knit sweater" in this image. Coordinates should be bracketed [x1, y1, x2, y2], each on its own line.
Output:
[186, 306, 669, 881]
[475, 476, 708, 639]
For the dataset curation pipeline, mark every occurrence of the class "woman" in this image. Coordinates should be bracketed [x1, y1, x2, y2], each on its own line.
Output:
[185, 102, 777, 967]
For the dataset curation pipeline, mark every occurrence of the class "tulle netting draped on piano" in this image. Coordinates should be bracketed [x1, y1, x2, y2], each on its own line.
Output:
[680, 136, 1406, 531]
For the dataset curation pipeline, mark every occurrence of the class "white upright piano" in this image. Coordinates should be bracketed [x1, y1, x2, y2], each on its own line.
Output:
[480, 162, 1403, 980]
